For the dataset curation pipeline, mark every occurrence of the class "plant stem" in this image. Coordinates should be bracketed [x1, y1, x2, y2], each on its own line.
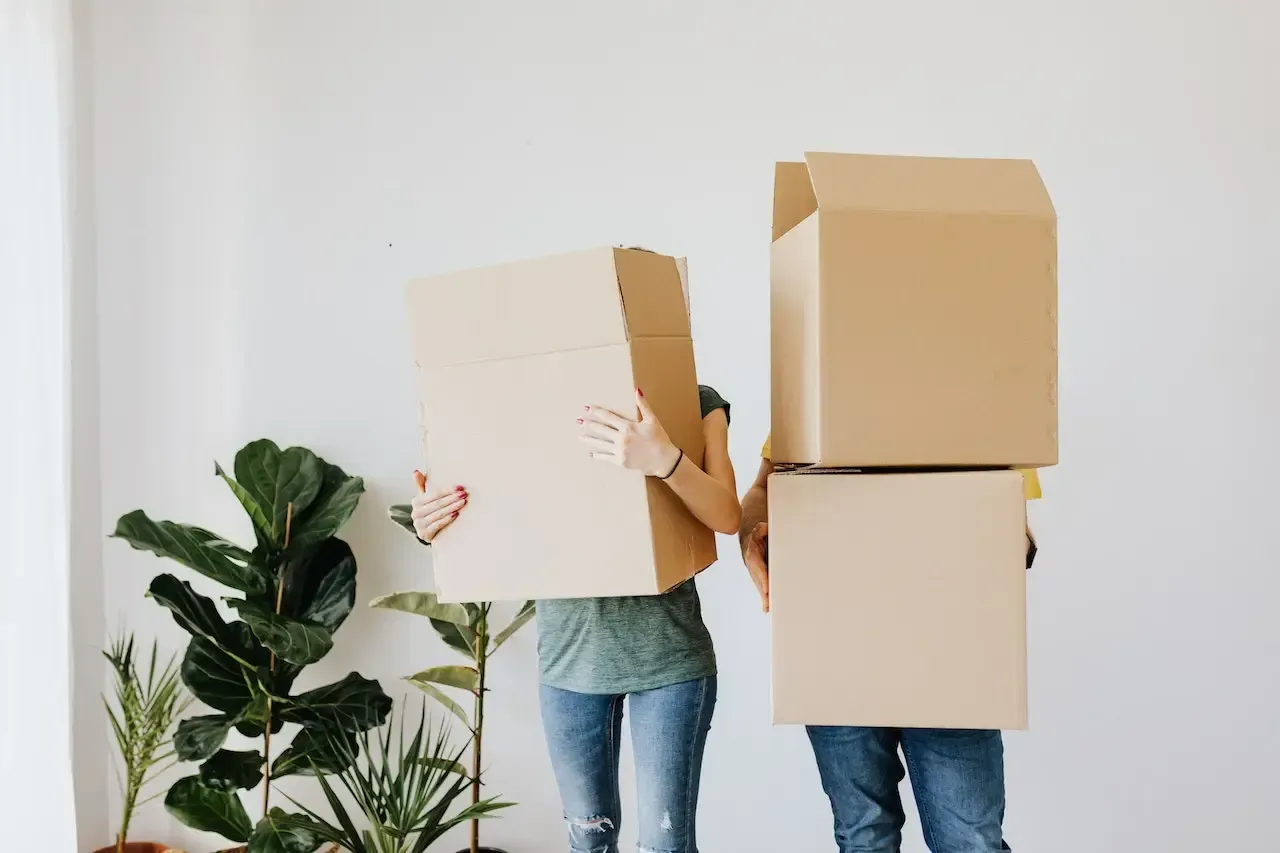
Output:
[470, 604, 489, 853]
[262, 501, 294, 819]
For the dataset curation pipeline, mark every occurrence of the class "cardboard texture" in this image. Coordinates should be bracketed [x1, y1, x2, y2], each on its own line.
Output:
[771, 152, 1058, 468]
[406, 247, 716, 603]
[769, 469, 1028, 730]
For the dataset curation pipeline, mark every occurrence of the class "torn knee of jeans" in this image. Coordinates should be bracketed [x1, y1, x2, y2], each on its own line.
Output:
[567, 814, 615, 834]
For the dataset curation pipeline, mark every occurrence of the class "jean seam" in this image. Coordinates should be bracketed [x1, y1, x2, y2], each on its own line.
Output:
[608, 693, 623, 827]
[901, 738, 940, 853]
[680, 677, 709, 852]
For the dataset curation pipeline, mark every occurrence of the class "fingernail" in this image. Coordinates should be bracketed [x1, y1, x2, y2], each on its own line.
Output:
[451, 511, 459, 519]
[637, 387, 644, 397]
[576, 417, 584, 424]
[455, 485, 465, 493]
[583, 405, 590, 411]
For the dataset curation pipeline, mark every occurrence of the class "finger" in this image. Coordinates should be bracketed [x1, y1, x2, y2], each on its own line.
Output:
[421, 497, 466, 527]
[583, 406, 630, 431]
[413, 470, 427, 493]
[587, 449, 623, 465]
[579, 419, 621, 440]
[635, 387, 656, 422]
[578, 435, 616, 453]
[412, 488, 466, 519]
[422, 515, 455, 542]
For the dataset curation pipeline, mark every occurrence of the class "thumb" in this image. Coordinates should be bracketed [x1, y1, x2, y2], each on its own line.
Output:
[413, 469, 427, 493]
[635, 387, 656, 421]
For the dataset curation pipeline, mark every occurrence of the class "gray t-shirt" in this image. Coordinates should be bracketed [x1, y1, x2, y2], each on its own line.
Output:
[536, 386, 730, 695]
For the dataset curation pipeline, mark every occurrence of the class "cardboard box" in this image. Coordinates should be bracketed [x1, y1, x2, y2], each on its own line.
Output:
[769, 469, 1028, 729]
[406, 247, 716, 603]
[771, 152, 1058, 468]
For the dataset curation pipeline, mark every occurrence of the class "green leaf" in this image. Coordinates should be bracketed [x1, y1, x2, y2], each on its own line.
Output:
[113, 510, 267, 594]
[148, 574, 235, 646]
[249, 809, 326, 853]
[407, 680, 470, 728]
[280, 672, 391, 732]
[406, 665, 479, 693]
[215, 461, 272, 548]
[270, 726, 358, 779]
[174, 714, 235, 761]
[492, 600, 536, 651]
[370, 590, 472, 628]
[288, 458, 365, 550]
[199, 749, 265, 792]
[228, 599, 333, 666]
[388, 502, 419, 538]
[431, 619, 476, 657]
[164, 775, 252, 842]
[181, 633, 257, 714]
[417, 756, 468, 776]
[232, 439, 325, 548]
[281, 537, 357, 634]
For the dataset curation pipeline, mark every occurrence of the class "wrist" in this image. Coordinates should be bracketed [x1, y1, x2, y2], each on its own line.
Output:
[653, 443, 682, 478]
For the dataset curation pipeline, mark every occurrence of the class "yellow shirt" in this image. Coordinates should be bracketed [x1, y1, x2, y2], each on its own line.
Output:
[760, 434, 1042, 500]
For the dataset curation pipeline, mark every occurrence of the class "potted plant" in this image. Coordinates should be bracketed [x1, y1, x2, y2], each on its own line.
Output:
[377, 504, 536, 853]
[111, 439, 392, 853]
[273, 703, 512, 852]
[99, 631, 192, 853]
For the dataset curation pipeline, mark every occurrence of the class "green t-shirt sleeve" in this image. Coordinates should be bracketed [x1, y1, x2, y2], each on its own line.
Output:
[697, 384, 730, 424]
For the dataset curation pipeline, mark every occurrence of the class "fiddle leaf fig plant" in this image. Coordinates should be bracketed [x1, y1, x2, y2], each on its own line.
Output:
[112, 439, 392, 852]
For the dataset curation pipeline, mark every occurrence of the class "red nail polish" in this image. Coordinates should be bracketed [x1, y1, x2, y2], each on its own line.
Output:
[637, 387, 644, 397]
[451, 511, 459, 519]
[455, 485, 465, 492]
[576, 417, 584, 424]
[583, 405, 590, 411]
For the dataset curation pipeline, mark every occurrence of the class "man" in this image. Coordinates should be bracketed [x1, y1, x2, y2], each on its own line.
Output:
[739, 434, 1039, 853]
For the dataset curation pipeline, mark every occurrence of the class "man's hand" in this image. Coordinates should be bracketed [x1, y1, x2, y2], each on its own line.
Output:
[742, 521, 769, 613]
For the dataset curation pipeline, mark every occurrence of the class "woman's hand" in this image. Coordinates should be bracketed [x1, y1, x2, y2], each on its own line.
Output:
[578, 388, 682, 478]
[742, 521, 770, 612]
[409, 469, 467, 543]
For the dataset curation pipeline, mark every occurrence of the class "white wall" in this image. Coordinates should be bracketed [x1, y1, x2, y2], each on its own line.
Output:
[86, 1, 1280, 851]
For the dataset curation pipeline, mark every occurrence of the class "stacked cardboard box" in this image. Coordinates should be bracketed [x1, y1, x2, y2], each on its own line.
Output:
[768, 152, 1057, 730]
[405, 247, 715, 603]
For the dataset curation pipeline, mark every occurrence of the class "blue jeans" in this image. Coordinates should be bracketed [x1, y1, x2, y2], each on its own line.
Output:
[807, 726, 1010, 853]
[539, 677, 716, 853]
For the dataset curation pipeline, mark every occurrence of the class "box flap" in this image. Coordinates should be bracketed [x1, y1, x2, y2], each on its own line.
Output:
[772, 161, 818, 242]
[407, 247, 630, 368]
[612, 248, 691, 338]
[803, 152, 1056, 218]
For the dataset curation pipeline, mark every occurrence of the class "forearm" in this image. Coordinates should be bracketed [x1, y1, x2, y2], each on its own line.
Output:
[663, 455, 742, 535]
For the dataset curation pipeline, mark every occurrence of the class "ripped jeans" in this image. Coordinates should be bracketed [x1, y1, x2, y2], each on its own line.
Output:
[539, 677, 716, 853]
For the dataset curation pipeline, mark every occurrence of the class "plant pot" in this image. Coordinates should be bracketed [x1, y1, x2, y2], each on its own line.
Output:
[453, 848, 508, 853]
[92, 844, 174, 853]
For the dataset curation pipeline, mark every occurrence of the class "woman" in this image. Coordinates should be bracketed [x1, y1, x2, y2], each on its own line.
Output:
[411, 384, 740, 853]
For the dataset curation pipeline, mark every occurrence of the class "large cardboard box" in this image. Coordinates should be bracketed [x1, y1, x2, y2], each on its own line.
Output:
[771, 152, 1058, 468]
[769, 469, 1028, 729]
[406, 247, 716, 603]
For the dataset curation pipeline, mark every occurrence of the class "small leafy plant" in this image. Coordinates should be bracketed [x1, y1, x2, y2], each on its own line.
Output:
[380, 505, 536, 853]
[112, 439, 392, 852]
[104, 631, 192, 852]
[276, 704, 511, 852]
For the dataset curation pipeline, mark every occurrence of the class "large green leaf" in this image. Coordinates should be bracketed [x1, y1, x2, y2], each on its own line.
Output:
[491, 600, 536, 652]
[270, 727, 358, 779]
[280, 672, 391, 732]
[370, 590, 472, 627]
[165, 775, 253, 842]
[233, 689, 284, 738]
[407, 665, 479, 693]
[233, 439, 325, 548]
[181, 634, 256, 714]
[407, 680, 471, 728]
[249, 809, 326, 853]
[215, 461, 272, 548]
[431, 619, 476, 657]
[228, 599, 333, 666]
[148, 574, 235, 646]
[199, 749, 265, 792]
[280, 537, 357, 633]
[388, 502, 421, 540]
[288, 458, 365, 550]
[174, 714, 235, 761]
[113, 510, 267, 594]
